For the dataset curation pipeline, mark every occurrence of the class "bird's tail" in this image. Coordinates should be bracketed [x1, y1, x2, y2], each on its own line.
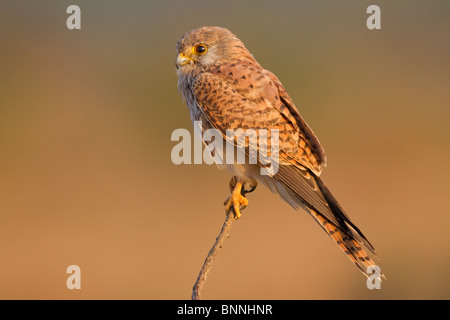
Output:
[311, 175, 383, 278]
[307, 207, 378, 276]
[267, 164, 383, 277]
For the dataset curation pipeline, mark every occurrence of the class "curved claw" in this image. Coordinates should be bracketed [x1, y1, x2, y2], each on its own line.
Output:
[242, 184, 256, 195]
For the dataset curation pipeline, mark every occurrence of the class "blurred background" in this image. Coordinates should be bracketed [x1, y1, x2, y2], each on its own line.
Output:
[0, 0, 449, 299]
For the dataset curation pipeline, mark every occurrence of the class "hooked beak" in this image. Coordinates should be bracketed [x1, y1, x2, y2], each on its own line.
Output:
[176, 52, 192, 69]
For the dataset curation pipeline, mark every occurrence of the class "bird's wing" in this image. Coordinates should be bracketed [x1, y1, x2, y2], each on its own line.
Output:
[192, 69, 332, 222]
[195, 62, 325, 174]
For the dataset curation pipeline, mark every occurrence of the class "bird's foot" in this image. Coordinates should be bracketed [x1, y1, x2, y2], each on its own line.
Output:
[224, 176, 257, 220]
[224, 182, 248, 220]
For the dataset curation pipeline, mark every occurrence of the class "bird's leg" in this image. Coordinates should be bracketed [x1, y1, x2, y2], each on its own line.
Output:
[224, 176, 257, 220]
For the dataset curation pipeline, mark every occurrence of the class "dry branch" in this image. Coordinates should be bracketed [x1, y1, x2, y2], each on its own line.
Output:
[191, 209, 236, 300]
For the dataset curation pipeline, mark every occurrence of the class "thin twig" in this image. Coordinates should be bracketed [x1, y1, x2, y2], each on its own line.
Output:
[192, 210, 236, 300]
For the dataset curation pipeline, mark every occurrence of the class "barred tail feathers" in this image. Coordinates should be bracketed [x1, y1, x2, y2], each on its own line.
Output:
[268, 164, 383, 277]
[308, 208, 379, 276]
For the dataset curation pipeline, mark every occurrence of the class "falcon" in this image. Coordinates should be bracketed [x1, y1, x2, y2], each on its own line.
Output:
[175, 26, 380, 276]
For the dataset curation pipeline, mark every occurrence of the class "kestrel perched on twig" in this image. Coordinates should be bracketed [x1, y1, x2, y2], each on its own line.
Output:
[175, 26, 381, 276]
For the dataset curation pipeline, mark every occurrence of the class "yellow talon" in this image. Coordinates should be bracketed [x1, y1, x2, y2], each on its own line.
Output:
[224, 181, 248, 220]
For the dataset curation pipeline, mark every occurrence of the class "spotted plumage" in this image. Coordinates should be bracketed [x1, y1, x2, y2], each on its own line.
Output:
[175, 26, 381, 277]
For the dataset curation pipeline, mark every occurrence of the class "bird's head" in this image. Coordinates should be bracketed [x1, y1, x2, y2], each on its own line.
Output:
[175, 26, 252, 74]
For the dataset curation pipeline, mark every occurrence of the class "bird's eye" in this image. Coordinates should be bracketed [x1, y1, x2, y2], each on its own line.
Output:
[194, 44, 207, 55]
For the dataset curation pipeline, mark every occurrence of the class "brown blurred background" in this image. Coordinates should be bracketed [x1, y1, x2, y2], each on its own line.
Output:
[0, 0, 449, 299]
